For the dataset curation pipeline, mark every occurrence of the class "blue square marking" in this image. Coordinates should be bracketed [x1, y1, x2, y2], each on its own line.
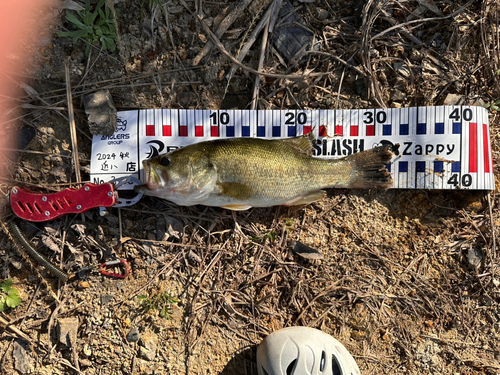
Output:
[272, 126, 280, 137]
[242, 126, 250, 137]
[416, 161, 426, 172]
[383, 124, 392, 136]
[288, 126, 296, 137]
[452, 161, 460, 172]
[417, 123, 426, 134]
[399, 161, 408, 173]
[226, 126, 234, 137]
[434, 161, 443, 172]
[452, 122, 461, 134]
[257, 126, 265, 137]
[386, 163, 391, 172]
[435, 122, 444, 134]
[399, 124, 409, 135]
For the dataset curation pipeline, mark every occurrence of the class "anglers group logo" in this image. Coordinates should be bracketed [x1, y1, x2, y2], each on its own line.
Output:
[146, 140, 165, 159]
[117, 118, 127, 131]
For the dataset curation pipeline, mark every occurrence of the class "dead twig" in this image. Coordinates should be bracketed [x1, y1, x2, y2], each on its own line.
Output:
[192, 0, 254, 66]
[226, 2, 273, 82]
[64, 58, 82, 187]
[250, 12, 271, 110]
[0, 315, 32, 343]
[179, 0, 327, 80]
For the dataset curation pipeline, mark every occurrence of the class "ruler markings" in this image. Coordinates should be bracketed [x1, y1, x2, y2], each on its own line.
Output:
[90, 106, 495, 191]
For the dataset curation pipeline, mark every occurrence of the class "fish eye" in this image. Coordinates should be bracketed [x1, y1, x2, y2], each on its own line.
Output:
[160, 157, 170, 166]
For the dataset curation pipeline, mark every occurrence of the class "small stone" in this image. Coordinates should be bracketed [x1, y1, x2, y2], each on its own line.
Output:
[467, 97, 486, 107]
[391, 89, 407, 102]
[467, 247, 483, 269]
[101, 294, 113, 305]
[78, 280, 91, 289]
[492, 279, 500, 288]
[84, 90, 117, 136]
[58, 317, 79, 347]
[316, 8, 329, 20]
[291, 241, 324, 260]
[127, 327, 141, 342]
[139, 332, 158, 361]
[13, 339, 31, 374]
[443, 93, 465, 106]
[79, 358, 92, 367]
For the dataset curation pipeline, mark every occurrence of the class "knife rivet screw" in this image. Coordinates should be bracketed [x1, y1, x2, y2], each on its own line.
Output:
[107, 191, 113, 197]
[76, 205, 82, 210]
[12, 188, 18, 194]
[42, 196, 47, 202]
[45, 211, 50, 216]
[84, 186, 90, 191]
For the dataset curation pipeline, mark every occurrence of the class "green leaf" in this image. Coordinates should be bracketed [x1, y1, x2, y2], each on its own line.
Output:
[0, 299, 5, 312]
[58, 29, 90, 40]
[101, 36, 116, 51]
[66, 12, 88, 30]
[6, 290, 21, 308]
[1, 279, 13, 293]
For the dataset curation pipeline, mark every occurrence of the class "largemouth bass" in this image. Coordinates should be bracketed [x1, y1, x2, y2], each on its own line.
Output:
[135, 136, 393, 210]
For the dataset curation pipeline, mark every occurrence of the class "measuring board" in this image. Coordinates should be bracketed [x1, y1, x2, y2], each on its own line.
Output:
[90, 105, 495, 191]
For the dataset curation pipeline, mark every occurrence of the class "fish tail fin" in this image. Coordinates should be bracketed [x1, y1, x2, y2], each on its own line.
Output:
[347, 145, 393, 189]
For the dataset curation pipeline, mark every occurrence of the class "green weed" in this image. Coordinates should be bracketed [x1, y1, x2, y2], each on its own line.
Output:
[138, 290, 178, 319]
[0, 279, 21, 312]
[57, 0, 118, 56]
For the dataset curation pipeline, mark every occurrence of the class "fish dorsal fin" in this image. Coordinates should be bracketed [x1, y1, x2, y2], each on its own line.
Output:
[281, 134, 315, 156]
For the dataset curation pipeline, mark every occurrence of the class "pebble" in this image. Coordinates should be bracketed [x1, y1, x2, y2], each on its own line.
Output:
[139, 332, 158, 361]
[443, 93, 465, 106]
[79, 359, 92, 367]
[58, 317, 79, 347]
[127, 327, 141, 343]
[467, 247, 483, 269]
[83, 90, 118, 136]
[391, 89, 407, 102]
[101, 294, 113, 305]
[13, 339, 31, 374]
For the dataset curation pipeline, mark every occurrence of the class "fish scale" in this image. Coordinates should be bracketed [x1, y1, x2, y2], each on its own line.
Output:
[135, 137, 392, 210]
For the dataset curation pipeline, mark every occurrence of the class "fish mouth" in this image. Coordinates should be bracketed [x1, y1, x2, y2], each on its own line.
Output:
[141, 161, 164, 190]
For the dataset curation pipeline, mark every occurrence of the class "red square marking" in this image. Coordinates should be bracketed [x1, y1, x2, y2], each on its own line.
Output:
[162, 125, 171, 136]
[350, 125, 358, 136]
[146, 124, 155, 136]
[211, 126, 219, 137]
[179, 125, 188, 137]
[366, 125, 375, 136]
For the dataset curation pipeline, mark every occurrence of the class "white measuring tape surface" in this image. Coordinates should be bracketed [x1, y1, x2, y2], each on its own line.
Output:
[90, 105, 495, 191]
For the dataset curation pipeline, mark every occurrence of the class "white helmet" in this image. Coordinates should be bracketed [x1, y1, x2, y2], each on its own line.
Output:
[256, 326, 361, 375]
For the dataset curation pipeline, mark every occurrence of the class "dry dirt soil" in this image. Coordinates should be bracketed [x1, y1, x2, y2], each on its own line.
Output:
[1, 0, 500, 374]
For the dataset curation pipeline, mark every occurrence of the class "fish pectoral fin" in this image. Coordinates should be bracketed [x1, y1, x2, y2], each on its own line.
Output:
[221, 204, 252, 211]
[284, 190, 326, 206]
[281, 134, 315, 156]
[216, 182, 254, 200]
